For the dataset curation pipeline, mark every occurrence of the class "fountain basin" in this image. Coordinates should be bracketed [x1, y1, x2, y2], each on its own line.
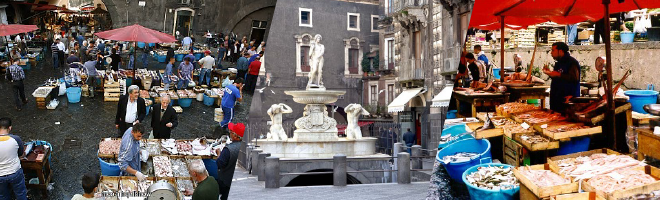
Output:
[255, 137, 378, 158]
[284, 90, 346, 104]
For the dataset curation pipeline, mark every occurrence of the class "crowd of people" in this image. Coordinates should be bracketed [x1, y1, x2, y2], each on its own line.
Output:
[2, 21, 260, 199]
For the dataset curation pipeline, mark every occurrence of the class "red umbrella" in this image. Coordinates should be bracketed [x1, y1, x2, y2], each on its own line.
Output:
[33, 5, 67, 11]
[94, 24, 176, 43]
[0, 24, 38, 37]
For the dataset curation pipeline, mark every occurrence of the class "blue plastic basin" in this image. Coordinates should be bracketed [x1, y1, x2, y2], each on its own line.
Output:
[625, 90, 659, 114]
[175, 54, 184, 62]
[203, 94, 215, 106]
[66, 87, 82, 103]
[149, 43, 155, 47]
[437, 124, 475, 149]
[436, 138, 492, 181]
[462, 163, 519, 200]
[557, 136, 591, 156]
[493, 68, 501, 80]
[98, 157, 121, 176]
[178, 98, 192, 108]
[157, 54, 166, 63]
[194, 53, 203, 61]
[447, 110, 458, 119]
[621, 32, 635, 44]
[137, 42, 146, 48]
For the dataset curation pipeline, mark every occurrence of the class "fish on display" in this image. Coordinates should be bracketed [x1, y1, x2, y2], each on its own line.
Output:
[441, 152, 478, 164]
[466, 165, 518, 190]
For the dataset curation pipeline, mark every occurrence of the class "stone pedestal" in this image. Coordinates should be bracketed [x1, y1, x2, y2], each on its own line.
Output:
[256, 138, 378, 158]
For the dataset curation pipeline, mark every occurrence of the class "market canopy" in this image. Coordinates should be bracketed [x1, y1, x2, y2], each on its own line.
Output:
[94, 24, 176, 43]
[469, 0, 660, 30]
[431, 85, 454, 108]
[33, 5, 69, 11]
[0, 24, 39, 37]
[387, 87, 424, 113]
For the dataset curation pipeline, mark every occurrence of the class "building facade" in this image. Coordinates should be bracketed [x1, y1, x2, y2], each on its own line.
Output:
[248, 0, 381, 135]
[367, 0, 472, 149]
[88, 0, 276, 41]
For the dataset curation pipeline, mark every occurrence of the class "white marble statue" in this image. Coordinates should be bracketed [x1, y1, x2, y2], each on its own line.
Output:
[267, 103, 293, 140]
[307, 34, 325, 90]
[344, 104, 370, 140]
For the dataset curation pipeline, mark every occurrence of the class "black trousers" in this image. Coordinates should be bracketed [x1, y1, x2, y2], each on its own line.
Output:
[218, 182, 231, 200]
[153, 129, 171, 139]
[118, 122, 133, 138]
[11, 80, 26, 109]
[246, 74, 258, 94]
[237, 70, 247, 81]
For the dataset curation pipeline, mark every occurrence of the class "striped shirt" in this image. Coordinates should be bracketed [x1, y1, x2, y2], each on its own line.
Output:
[7, 64, 25, 81]
[51, 43, 59, 57]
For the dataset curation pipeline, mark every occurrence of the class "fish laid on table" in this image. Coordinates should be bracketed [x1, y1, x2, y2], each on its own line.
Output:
[587, 168, 656, 194]
[466, 166, 518, 190]
[440, 152, 478, 164]
[99, 140, 121, 155]
[519, 134, 550, 144]
[153, 156, 174, 177]
[496, 102, 540, 116]
[519, 167, 570, 187]
[556, 153, 646, 180]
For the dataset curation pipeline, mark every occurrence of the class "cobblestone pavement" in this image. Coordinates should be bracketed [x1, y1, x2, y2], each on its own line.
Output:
[425, 159, 470, 200]
[0, 50, 251, 200]
[227, 166, 429, 200]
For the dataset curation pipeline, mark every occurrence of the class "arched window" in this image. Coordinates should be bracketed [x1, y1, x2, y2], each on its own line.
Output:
[343, 37, 363, 77]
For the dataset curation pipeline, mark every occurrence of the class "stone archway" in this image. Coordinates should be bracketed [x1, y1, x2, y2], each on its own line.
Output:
[279, 162, 370, 187]
[224, 0, 276, 32]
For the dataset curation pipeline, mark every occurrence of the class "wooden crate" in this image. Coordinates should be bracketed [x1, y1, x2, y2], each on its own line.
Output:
[582, 165, 660, 200]
[466, 122, 503, 139]
[513, 164, 578, 198]
[515, 133, 560, 151]
[119, 176, 139, 192]
[547, 149, 623, 181]
[638, 129, 660, 161]
[550, 192, 598, 200]
[503, 135, 526, 167]
[540, 126, 602, 140]
[98, 138, 120, 158]
[502, 123, 536, 139]
[104, 97, 120, 102]
[98, 176, 120, 193]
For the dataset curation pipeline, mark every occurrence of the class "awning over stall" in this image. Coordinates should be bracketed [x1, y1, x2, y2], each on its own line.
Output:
[431, 85, 454, 108]
[387, 87, 424, 113]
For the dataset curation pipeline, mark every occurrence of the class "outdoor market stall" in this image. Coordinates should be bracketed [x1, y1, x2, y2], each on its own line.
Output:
[433, 1, 660, 199]
[97, 137, 228, 199]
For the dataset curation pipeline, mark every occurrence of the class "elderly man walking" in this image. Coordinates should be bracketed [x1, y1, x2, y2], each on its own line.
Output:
[115, 85, 146, 137]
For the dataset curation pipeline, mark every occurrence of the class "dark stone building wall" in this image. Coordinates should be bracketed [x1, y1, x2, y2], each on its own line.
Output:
[102, 0, 275, 39]
[249, 0, 380, 127]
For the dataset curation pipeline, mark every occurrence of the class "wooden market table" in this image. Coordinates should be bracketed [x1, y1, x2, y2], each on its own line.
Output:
[506, 85, 550, 109]
[453, 90, 507, 117]
[21, 145, 52, 197]
[637, 128, 660, 161]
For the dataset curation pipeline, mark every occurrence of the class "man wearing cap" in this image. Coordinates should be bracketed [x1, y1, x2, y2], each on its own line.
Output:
[215, 122, 245, 200]
[198, 50, 216, 86]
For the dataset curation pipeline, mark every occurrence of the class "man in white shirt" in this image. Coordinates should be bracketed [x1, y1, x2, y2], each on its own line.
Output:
[198, 50, 216, 86]
[0, 118, 27, 200]
[115, 85, 146, 137]
[182, 36, 193, 51]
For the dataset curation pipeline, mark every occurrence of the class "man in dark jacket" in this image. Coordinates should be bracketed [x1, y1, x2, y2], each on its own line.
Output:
[151, 95, 178, 139]
[215, 122, 244, 200]
[402, 128, 416, 154]
[115, 85, 146, 137]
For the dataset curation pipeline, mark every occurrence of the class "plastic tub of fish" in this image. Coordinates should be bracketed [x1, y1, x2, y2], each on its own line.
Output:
[436, 138, 492, 181]
[462, 163, 519, 200]
[437, 124, 475, 149]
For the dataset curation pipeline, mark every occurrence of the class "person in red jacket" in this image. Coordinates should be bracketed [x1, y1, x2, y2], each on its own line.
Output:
[245, 56, 261, 94]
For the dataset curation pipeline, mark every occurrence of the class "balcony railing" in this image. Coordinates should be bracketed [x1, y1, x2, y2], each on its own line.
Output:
[398, 59, 424, 81]
[393, 0, 429, 13]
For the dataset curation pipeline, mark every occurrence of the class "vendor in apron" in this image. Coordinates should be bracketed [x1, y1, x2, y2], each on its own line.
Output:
[543, 42, 581, 114]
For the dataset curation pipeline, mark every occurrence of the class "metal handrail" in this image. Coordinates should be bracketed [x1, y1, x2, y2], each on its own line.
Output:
[347, 169, 398, 173]
[411, 169, 434, 172]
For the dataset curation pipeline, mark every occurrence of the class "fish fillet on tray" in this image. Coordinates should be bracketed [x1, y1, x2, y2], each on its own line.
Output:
[555, 153, 646, 181]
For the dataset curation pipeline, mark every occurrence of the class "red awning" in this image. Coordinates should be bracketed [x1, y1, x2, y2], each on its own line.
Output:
[0, 24, 38, 37]
[33, 5, 68, 11]
[94, 24, 176, 43]
[469, 0, 660, 30]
